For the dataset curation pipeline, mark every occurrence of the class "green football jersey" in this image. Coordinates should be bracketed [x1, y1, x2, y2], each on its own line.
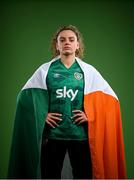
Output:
[44, 59, 88, 140]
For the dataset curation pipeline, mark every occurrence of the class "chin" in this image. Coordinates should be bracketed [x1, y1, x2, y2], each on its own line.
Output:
[63, 51, 73, 56]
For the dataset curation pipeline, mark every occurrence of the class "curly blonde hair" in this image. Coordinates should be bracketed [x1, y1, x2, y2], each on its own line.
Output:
[50, 25, 84, 59]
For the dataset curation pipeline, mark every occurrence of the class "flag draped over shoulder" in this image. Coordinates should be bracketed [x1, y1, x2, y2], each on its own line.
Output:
[8, 57, 126, 179]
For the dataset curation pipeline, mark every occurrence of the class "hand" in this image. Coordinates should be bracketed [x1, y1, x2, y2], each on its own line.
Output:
[45, 113, 62, 128]
[72, 110, 88, 125]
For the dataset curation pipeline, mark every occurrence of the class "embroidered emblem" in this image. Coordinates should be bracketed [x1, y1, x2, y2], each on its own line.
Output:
[74, 72, 83, 80]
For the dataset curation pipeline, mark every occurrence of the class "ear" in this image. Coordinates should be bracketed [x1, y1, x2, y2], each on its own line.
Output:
[77, 42, 80, 49]
[56, 42, 59, 51]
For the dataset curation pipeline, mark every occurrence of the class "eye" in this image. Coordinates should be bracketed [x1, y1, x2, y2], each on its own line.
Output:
[69, 37, 75, 42]
[59, 38, 65, 43]
[60, 39, 64, 42]
[70, 39, 75, 42]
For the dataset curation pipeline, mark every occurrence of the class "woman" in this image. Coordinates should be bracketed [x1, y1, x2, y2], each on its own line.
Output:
[8, 25, 126, 179]
[41, 26, 92, 179]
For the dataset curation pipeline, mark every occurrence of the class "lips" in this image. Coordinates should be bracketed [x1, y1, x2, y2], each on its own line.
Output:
[63, 47, 71, 50]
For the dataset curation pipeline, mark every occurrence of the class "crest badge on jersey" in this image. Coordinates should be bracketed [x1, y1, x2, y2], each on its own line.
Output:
[74, 72, 83, 80]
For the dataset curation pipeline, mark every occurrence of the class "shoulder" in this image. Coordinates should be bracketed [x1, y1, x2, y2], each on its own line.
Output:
[37, 57, 60, 72]
[76, 57, 101, 76]
[37, 61, 51, 72]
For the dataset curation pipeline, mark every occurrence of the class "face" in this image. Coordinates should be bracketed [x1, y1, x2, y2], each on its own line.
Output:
[56, 30, 79, 56]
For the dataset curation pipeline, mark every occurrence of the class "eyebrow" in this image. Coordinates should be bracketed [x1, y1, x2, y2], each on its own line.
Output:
[59, 36, 75, 39]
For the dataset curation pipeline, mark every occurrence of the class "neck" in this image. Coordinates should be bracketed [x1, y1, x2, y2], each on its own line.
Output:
[60, 54, 75, 68]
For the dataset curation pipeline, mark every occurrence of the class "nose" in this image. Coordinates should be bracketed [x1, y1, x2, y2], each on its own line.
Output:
[65, 39, 70, 45]
[65, 42, 70, 46]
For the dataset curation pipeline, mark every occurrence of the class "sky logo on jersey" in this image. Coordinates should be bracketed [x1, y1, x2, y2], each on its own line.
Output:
[56, 86, 78, 101]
